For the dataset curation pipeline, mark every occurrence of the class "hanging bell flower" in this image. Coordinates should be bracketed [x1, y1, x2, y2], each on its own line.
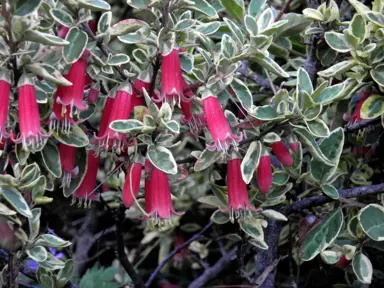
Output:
[59, 144, 78, 188]
[122, 156, 143, 208]
[271, 140, 293, 167]
[0, 70, 11, 142]
[257, 148, 272, 194]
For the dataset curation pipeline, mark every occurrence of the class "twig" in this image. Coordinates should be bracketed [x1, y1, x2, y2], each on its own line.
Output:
[145, 221, 213, 287]
[275, 0, 294, 22]
[344, 119, 380, 133]
[7, 253, 15, 288]
[281, 183, 384, 215]
[254, 255, 287, 288]
[237, 61, 279, 92]
[187, 247, 237, 288]
[115, 205, 146, 288]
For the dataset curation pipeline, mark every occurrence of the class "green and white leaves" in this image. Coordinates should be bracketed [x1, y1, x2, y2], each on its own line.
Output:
[194, 149, 222, 172]
[324, 32, 350, 53]
[358, 204, 384, 241]
[0, 186, 32, 218]
[14, 0, 43, 17]
[220, 0, 244, 23]
[147, 145, 177, 175]
[360, 94, 384, 119]
[300, 209, 344, 261]
[352, 252, 373, 284]
[63, 27, 88, 64]
[241, 141, 261, 184]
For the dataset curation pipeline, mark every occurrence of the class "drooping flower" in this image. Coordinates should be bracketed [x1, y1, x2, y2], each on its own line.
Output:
[202, 95, 241, 151]
[59, 144, 78, 188]
[94, 82, 134, 154]
[57, 50, 90, 118]
[13, 74, 49, 151]
[155, 48, 191, 106]
[98, 96, 115, 136]
[145, 161, 183, 225]
[224, 152, 257, 221]
[0, 71, 11, 142]
[122, 158, 143, 208]
[87, 83, 100, 104]
[288, 134, 299, 152]
[58, 26, 69, 39]
[271, 141, 293, 167]
[73, 150, 99, 207]
[257, 149, 272, 194]
[49, 83, 76, 133]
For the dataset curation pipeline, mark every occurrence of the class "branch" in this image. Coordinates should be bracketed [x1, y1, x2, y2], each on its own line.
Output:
[187, 247, 237, 288]
[145, 221, 213, 287]
[344, 119, 380, 133]
[115, 206, 146, 288]
[282, 183, 384, 215]
[237, 61, 279, 92]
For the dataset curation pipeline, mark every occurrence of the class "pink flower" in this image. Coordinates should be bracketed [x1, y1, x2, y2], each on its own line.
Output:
[88, 86, 100, 104]
[202, 95, 241, 151]
[271, 141, 293, 167]
[57, 50, 90, 117]
[59, 144, 78, 188]
[94, 82, 134, 153]
[122, 160, 143, 208]
[155, 49, 191, 106]
[49, 83, 76, 132]
[13, 74, 49, 151]
[288, 135, 299, 153]
[257, 150, 272, 194]
[145, 162, 183, 225]
[131, 78, 150, 112]
[58, 26, 69, 39]
[224, 155, 257, 221]
[98, 96, 115, 136]
[0, 72, 11, 142]
[74, 150, 99, 206]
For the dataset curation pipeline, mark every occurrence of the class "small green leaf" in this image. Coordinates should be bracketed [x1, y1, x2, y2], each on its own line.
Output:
[53, 125, 89, 147]
[23, 30, 69, 46]
[352, 252, 373, 284]
[297, 67, 313, 95]
[14, 0, 43, 16]
[366, 11, 384, 27]
[25, 63, 72, 87]
[251, 105, 280, 120]
[302, 8, 325, 21]
[40, 140, 62, 178]
[223, 18, 244, 44]
[108, 54, 130, 66]
[211, 210, 230, 224]
[78, 0, 111, 11]
[248, 0, 266, 18]
[318, 60, 358, 78]
[195, 22, 221, 35]
[28, 208, 41, 240]
[27, 246, 48, 263]
[312, 83, 344, 105]
[230, 78, 254, 113]
[261, 210, 288, 221]
[185, 0, 218, 18]
[360, 94, 384, 119]
[239, 218, 268, 249]
[98, 11, 112, 34]
[305, 118, 330, 137]
[257, 8, 274, 33]
[241, 141, 262, 184]
[253, 56, 289, 78]
[63, 27, 88, 64]
[371, 65, 384, 87]
[35, 234, 71, 248]
[0, 186, 32, 218]
[50, 9, 74, 27]
[321, 184, 339, 199]
[358, 204, 384, 241]
[350, 14, 366, 42]
[110, 119, 143, 133]
[272, 172, 290, 186]
[194, 149, 222, 172]
[300, 209, 344, 261]
[325, 31, 350, 53]
[147, 145, 177, 175]
[220, 0, 244, 23]
[109, 19, 149, 36]
[38, 253, 66, 270]
[245, 15, 258, 37]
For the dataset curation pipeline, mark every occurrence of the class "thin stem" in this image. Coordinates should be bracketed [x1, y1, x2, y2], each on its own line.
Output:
[145, 221, 213, 287]
[115, 205, 146, 288]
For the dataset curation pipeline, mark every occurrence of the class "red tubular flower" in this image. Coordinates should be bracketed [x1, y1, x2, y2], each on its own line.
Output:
[350, 90, 370, 122]
[145, 163, 183, 225]
[271, 141, 293, 167]
[49, 83, 76, 132]
[59, 144, 78, 188]
[202, 95, 241, 151]
[94, 82, 134, 153]
[122, 159, 143, 208]
[155, 49, 191, 106]
[57, 50, 90, 117]
[88, 86, 100, 104]
[131, 78, 150, 112]
[257, 150, 272, 194]
[74, 150, 99, 206]
[335, 256, 351, 269]
[288, 135, 299, 153]
[0, 72, 11, 142]
[58, 26, 69, 38]
[13, 74, 49, 151]
[225, 153, 257, 221]
[98, 96, 115, 136]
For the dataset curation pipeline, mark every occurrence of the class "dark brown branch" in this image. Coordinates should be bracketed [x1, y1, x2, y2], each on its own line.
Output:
[237, 61, 279, 92]
[115, 206, 146, 288]
[344, 119, 380, 133]
[145, 221, 213, 287]
[187, 247, 237, 288]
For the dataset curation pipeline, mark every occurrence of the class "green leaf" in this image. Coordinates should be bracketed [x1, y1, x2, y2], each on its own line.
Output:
[40, 140, 62, 178]
[371, 64, 384, 87]
[251, 105, 280, 120]
[0, 186, 32, 218]
[198, 195, 226, 208]
[28, 208, 41, 240]
[161, 120, 180, 134]
[50, 9, 74, 27]
[211, 210, 230, 224]
[272, 172, 290, 186]
[244, 15, 258, 37]
[300, 209, 344, 261]
[78, 0, 111, 11]
[194, 149, 222, 172]
[358, 204, 384, 241]
[248, 0, 266, 18]
[241, 141, 261, 184]
[324, 32, 350, 53]
[98, 11, 112, 34]
[239, 218, 268, 250]
[366, 11, 384, 27]
[221, 34, 237, 58]
[63, 147, 87, 197]
[195, 22, 221, 35]
[35, 234, 71, 248]
[267, 183, 293, 199]
[360, 94, 384, 119]
[27, 246, 48, 263]
[108, 54, 130, 66]
[317, 60, 358, 78]
[220, 0, 244, 23]
[230, 78, 254, 113]
[321, 184, 339, 199]
[352, 252, 373, 284]
[23, 30, 69, 46]
[257, 8, 273, 33]
[147, 145, 177, 175]
[25, 63, 72, 87]
[312, 83, 344, 105]
[349, 0, 371, 15]
[211, 184, 229, 206]
[174, 19, 196, 31]
[0, 202, 17, 216]
[186, 0, 218, 18]
[253, 55, 289, 78]
[53, 125, 89, 147]
[350, 14, 366, 42]
[14, 0, 43, 16]
[223, 18, 244, 44]
[157, 28, 175, 56]
[261, 210, 288, 221]
[109, 19, 149, 36]
[63, 27, 88, 64]
[110, 119, 143, 133]
[302, 8, 325, 21]
[305, 118, 330, 137]
[126, 0, 151, 9]
[297, 67, 313, 95]
[38, 253, 66, 270]
[58, 259, 75, 283]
